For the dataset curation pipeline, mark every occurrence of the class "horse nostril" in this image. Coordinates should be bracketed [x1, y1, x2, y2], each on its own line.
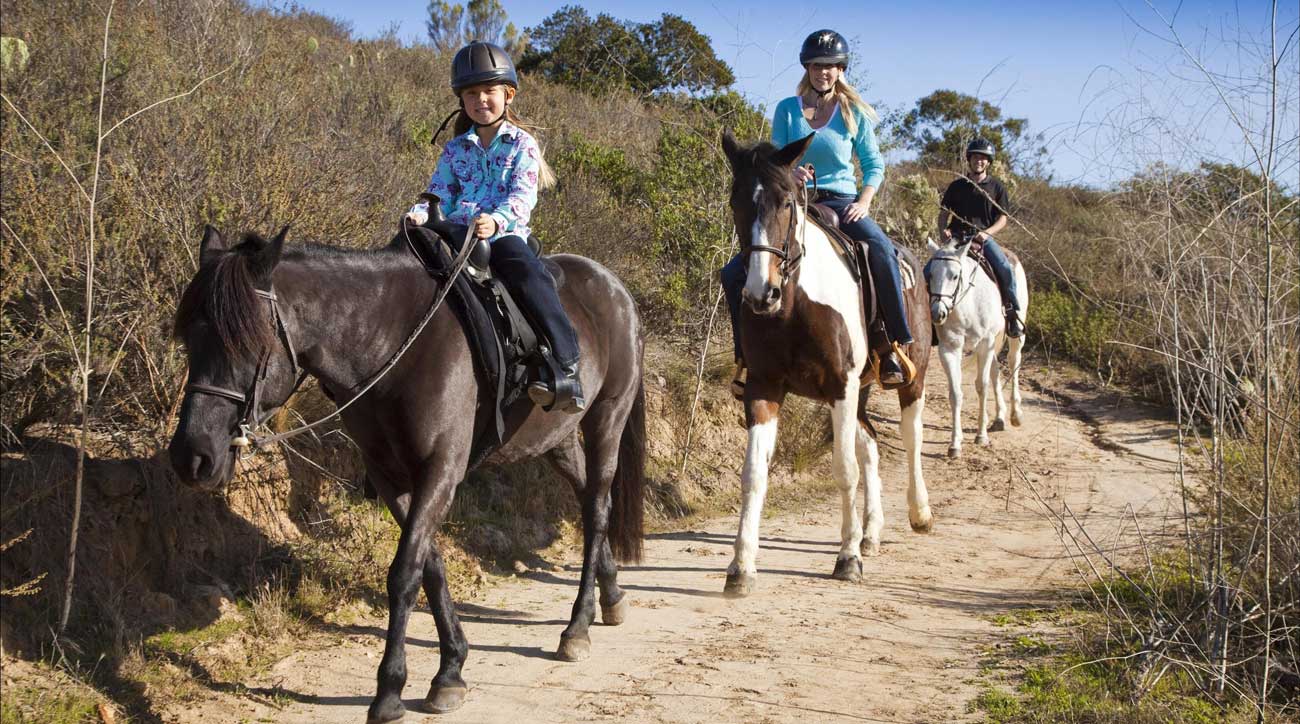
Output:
[189, 453, 211, 482]
[766, 287, 781, 304]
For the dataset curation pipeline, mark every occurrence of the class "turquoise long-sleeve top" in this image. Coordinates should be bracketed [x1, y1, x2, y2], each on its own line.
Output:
[770, 95, 884, 196]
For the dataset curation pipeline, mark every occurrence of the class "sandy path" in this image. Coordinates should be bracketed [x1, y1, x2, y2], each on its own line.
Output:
[186, 362, 1186, 724]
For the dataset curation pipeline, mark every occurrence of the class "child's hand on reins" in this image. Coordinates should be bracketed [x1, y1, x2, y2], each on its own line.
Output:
[472, 213, 498, 240]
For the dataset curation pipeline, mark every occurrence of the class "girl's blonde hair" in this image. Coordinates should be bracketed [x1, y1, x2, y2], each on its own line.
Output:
[452, 86, 556, 190]
[796, 72, 879, 137]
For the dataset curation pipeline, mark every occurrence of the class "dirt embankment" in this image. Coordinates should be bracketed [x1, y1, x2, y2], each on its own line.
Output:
[159, 360, 1185, 724]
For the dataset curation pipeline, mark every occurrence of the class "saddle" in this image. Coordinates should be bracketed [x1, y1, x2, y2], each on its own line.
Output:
[804, 204, 919, 390]
[399, 214, 566, 470]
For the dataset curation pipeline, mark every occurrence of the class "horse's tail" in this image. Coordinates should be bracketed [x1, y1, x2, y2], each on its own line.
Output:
[608, 381, 646, 564]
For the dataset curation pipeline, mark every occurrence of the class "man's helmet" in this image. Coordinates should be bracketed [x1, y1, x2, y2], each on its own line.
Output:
[451, 41, 518, 92]
[966, 138, 996, 159]
[799, 30, 850, 68]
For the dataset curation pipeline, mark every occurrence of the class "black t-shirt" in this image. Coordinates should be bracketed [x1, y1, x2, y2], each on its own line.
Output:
[941, 175, 1009, 235]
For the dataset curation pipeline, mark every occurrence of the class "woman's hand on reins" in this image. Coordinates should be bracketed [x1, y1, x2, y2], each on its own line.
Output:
[792, 164, 815, 185]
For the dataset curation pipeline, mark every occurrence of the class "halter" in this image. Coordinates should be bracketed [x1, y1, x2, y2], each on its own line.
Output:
[184, 288, 306, 449]
[743, 188, 809, 289]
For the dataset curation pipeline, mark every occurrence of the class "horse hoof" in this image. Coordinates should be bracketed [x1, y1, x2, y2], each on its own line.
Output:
[831, 555, 864, 583]
[723, 571, 756, 599]
[861, 539, 881, 557]
[601, 596, 630, 626]
[367, 697, 405, 724]
[1010, 412, 1022, 427]
[975, 435, 990, 446]
[910, 509, 934, 533]
[989, 419, 1006, 432]
[421, 686, 467, 714]
[948, 446, 961, 459]
[556, 635, 591, 662]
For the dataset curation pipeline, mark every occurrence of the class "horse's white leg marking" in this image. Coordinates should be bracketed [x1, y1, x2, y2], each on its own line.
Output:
[901, 390, 932, 532]
[857, 423, 883, 554]
[938, 343, 964, 457]
[832, 386, 862, 562]
[729, 418, 779, 576]
[974, 342, 994, 445]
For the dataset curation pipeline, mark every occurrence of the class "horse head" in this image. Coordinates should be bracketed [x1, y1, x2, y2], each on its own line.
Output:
[168, 225, 300, 489]
[721, 131, 815, 316]
[925, 236, 974, 326]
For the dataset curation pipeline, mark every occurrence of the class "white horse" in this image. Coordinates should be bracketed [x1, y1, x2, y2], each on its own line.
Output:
[925, 237, 1028, 458]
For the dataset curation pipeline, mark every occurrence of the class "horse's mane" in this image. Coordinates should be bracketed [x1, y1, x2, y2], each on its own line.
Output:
[173, 232, 277, 365]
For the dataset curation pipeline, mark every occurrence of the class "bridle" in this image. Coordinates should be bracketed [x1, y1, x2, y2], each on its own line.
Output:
[183, 222, 477, 451]
[927, 239, 976, 317]
[184, 288, 306, 449]
[742, 188, 809, 288]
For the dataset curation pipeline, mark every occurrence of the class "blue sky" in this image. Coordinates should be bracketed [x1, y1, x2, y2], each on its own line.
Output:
[289, 0, 1298, 188]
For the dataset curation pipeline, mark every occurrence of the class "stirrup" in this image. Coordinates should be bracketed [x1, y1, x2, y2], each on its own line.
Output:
[529, 361, 586, 413]
[872, 342, 917, 390]
[1005, 310, 1025, 338]
[730, 362, 747, 401]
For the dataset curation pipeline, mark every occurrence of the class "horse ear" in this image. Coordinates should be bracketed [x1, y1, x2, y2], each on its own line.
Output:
[773, 133, 815, 168]
[251, 225, 287, 278]
[720, 130, 741, 167]
[926, 238, 941, 253]
[199, 225, 227, 264]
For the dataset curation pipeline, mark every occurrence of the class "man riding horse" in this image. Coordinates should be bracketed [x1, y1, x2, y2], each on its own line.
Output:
[936, 138, 1025, 338]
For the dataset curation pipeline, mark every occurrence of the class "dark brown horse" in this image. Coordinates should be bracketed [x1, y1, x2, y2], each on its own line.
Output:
[168, 226, 645, 722]
[719, 132, 933, 597]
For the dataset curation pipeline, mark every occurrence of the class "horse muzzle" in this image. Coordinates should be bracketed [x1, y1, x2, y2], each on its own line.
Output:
[168, 430, 234, 490]
[930, 299, 950, 326]
[742, 285, 783, 316]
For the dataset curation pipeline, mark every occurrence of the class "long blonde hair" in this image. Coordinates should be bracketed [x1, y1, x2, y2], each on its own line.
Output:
[796, 73, 879, 137]
[451, 87, 557, 190]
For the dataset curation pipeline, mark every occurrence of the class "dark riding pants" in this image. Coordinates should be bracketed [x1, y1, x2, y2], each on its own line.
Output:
[719, 193, 914, 362]
[490, 235, 580, 366]
[981, 236, 1020, 313]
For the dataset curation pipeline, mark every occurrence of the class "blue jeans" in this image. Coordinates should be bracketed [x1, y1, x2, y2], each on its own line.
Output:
[490, 235, 580, 366]
[719, 193, 914, 362]
[981, 237, 1020, 312]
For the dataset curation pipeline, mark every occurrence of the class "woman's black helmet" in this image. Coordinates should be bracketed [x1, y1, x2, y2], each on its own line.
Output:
[966, 138, 996, 159]
[800, 30, 850, 68]
[451, 41, 518, 92]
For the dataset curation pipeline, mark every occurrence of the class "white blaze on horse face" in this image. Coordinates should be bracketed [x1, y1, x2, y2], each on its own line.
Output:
[744, 183, 777, 301]
[794, 208, 867, 373]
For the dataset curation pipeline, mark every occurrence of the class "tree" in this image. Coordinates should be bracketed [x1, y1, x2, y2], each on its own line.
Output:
[520, 6, 734, 95]
[426, 0, 527, 57]
[897, 90, 1047, 175]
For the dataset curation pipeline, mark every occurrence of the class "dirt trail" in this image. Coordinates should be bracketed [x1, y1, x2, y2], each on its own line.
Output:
[182, 363, 1187, 724]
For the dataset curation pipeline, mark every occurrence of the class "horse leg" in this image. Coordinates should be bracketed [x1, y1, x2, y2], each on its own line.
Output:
[545, 435, 627, 628]
[938, 343, 964, 458]
[902, 388, 933, 532]
[830, 386, 864, 582]
[369, 480, 453, 724]
[989, 347, 1008, 432]
[725, 389, 783, 598]
[973, 344, 994, 446]
[555, 405, 630, 661]
[857, 418, 884, 556]
[1007, 332, 1025, 427]
[418, 547, 469, 714]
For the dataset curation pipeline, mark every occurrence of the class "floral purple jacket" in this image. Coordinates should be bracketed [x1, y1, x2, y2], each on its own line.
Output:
[411, 121, 542, 242]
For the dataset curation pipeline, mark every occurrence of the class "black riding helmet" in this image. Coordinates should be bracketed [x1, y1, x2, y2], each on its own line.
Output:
[799, 30, 850, 69]
[966, 138, 996, 159]
[451, 41, 518, 92]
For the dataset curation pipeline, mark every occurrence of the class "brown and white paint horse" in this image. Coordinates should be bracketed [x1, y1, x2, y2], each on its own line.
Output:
[720, 132, 933, 597]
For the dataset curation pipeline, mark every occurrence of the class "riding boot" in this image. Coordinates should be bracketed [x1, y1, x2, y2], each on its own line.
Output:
[730, 362, 747, 401]
[879, 352, 906, 387]
[1005, 307, 1025, 338]
[529, 360, 586, 413]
